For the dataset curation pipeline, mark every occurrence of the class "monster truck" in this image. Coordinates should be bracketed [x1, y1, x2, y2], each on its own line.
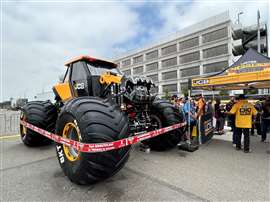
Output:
[20, 55, 185, 184]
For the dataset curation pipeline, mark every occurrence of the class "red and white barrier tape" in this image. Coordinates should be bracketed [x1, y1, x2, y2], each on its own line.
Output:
[20, 120, 186, 153]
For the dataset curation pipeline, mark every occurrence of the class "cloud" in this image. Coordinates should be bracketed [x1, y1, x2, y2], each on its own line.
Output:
[2, 2, 140, 101]
[2, 1, 269, 102]
[129, 1, 269, 47]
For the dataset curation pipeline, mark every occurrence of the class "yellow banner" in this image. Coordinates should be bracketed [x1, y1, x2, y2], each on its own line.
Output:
[227, 63, 270, 75]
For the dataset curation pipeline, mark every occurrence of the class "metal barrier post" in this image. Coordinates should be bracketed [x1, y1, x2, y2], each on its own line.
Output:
[0, 114, 4, 134]
[4, 113, 7, 134]
[10, 116, 12, 133]
[198, 116, 202, 145]
[187, 90, 191, 144]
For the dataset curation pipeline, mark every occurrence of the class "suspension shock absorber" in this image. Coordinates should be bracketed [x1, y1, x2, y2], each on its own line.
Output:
[120, 85, 126, 110]
[110, 83, 115, 96]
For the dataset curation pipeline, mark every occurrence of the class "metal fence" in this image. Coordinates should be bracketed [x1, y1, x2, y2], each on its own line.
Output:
[0, 111, 20, 136]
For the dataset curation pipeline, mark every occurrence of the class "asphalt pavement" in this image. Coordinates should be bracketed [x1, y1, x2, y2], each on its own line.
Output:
[1, 132, 269, 201]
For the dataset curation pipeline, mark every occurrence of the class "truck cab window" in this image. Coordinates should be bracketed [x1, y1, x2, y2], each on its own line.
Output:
[63, 67, 71, 82]
[70, 62, 88, 96]
[71, 62, 87, 81]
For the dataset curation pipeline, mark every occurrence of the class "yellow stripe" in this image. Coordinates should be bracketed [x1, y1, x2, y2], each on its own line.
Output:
[0, 134, 20, 140]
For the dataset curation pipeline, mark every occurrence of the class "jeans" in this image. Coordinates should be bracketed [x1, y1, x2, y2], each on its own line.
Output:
[251, 123, 262, 135]
[235, 127, 250, 151]
[216, 117, 225, 131]
[261, 118, 270, 141]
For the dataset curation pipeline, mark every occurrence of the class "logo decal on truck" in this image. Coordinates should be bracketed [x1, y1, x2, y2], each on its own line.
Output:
[74, 83, 85, 90]
[56, 145, 65, 164]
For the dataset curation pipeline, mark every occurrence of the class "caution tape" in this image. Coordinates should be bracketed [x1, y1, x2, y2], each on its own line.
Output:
[20, 120, 186, 153]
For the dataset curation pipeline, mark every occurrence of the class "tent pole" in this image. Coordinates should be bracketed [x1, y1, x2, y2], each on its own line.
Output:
[212, 89, 215, 131]
[198, 90, 202, 145]
[198, 117, 202, 145]
[187, 89, 191, 144]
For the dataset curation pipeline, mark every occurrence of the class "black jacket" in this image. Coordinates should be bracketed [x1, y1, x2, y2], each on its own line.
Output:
[262, 100, 270, 119]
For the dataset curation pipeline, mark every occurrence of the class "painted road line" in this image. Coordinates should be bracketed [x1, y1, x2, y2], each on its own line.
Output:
[0, 134, 20, 140]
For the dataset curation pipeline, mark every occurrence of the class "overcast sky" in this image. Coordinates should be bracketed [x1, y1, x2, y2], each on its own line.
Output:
[1, 0, 269, 102]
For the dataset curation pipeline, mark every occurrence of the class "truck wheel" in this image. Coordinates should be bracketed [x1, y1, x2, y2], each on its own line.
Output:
[20, 101, 57, 146]
[144, 99, 184, 151]
[55, 97, 130, 185]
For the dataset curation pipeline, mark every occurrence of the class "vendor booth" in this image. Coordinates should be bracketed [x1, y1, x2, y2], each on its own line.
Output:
[192, 48, 270, 91]
[191, 48, 270, 144]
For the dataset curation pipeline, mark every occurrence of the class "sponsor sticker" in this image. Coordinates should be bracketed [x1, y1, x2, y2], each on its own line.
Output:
[193, 79, 209, 85]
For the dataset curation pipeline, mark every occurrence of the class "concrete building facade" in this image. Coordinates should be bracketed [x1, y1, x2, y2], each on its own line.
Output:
[114, 11, 268, 96]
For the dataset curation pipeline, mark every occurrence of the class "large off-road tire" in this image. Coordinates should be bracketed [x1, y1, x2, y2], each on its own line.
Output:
[55, 97, 130, 185]
[143, 99, 185, 151]
[20, 101, 57, 146]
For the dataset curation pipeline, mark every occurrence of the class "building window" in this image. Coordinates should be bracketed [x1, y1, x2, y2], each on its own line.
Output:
[202, 27, 228, 43]
[163, 84, 177, 93]
[161, 57, 177, 68]
[146, 50, 158, 60]
[122, 59, 131, 67]
[147, 74, 158, 82]
[133, 55, 143, 64]
[203, 61, 228, 74]
[179, 37, 199, 50]
[133, 66, 143, 75]
[162, 70, 177, 80]
[179, 51, 200, 64]
[180, 66, 200, 78]
[203, 44, 228, 59]
[146, 62, 158, 72]
[180, 82, 189, 91]
[122, 69, 131, 75]
[161, 44, 177, 56]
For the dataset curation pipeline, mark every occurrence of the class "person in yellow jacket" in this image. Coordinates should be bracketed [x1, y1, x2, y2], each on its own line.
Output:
[229, 94, 257, 153]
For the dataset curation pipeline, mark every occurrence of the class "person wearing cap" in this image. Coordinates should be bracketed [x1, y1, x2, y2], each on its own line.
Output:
[183, 97, 197, 139]
[215, 98, 225, 135]
[229, 94, 257, 153]
[175, 97, 186, 121]
[171, 95, 178, 106]
[177, 96, 185, 108]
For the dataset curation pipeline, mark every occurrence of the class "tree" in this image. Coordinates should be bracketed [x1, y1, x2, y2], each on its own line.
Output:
[181, 88, 189, 97]
[219, 89, 229, 96]
[162, 89, 171, 101]
[244, 89, 258, 95]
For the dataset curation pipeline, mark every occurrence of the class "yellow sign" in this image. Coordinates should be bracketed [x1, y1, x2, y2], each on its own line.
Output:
[192, 70, 270, 88]
[227, 63, 270, 75]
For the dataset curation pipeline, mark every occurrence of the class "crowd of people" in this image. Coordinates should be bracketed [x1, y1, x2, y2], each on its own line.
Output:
[171, 94, 270, 153]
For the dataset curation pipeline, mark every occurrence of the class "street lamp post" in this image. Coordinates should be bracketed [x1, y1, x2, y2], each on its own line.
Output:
[257, 10, 261, 53]
[237, 12, 243, 24]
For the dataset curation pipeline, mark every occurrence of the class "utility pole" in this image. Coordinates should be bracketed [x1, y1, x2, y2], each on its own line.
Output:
[257, 10, 261, 53]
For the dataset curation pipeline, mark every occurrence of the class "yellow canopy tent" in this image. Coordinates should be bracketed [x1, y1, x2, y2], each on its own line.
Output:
[190, 49, 270, 145]
[192, 49, 270, 91]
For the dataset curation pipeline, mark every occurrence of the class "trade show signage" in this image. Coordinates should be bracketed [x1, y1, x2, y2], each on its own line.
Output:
[227, 62, 270, 75]
[200, 112, 214, 144]
[191, 48, 270, 89]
